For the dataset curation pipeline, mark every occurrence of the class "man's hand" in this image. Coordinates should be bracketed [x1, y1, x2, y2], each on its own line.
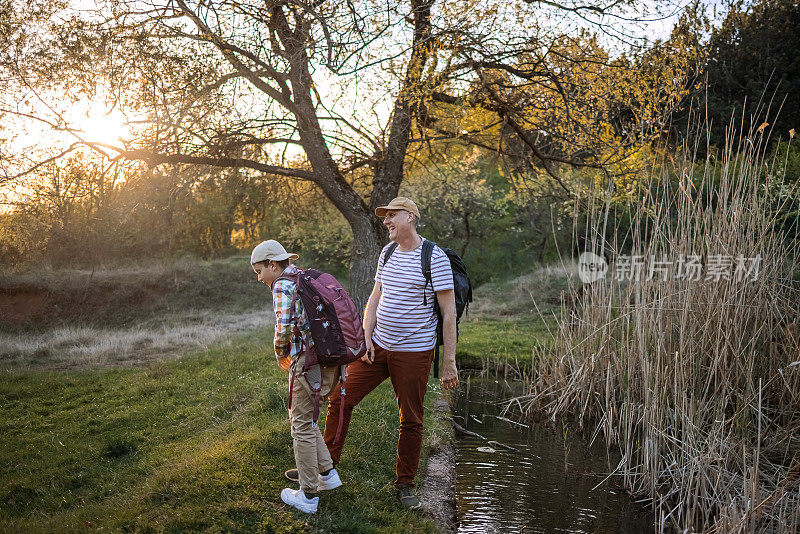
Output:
[361, 338, 375, 364]
[361, 281, 380, 365]
[435, 288, 459, 390]
[441, 358, 459, 390]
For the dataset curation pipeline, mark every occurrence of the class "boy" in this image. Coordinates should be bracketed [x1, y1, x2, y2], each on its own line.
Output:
[251, 239, 342, 514]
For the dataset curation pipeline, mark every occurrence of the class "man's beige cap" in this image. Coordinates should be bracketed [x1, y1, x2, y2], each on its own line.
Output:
[250, 239, 298, 264]
[374, 196, 420, 218]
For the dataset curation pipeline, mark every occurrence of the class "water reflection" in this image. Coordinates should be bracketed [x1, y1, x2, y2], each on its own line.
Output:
[454, 377, 653, 533]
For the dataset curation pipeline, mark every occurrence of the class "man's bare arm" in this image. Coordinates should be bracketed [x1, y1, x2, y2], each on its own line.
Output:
[435, 288, 459, 390]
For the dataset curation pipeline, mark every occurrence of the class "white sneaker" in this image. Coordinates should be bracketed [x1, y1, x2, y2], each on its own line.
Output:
[318, 468, 342, 491]
[280, 488, 319, 513]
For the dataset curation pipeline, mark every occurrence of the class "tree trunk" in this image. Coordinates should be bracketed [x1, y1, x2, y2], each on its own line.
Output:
[370, 0, 433, 214]
[279, 31, 387, 307]
[347, 215, 387, 312]
[345, 0, 433, 308]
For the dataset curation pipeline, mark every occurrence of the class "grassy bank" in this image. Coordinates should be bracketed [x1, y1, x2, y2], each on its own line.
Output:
[1, 257, 572, 374]
[456, 265, 572, 374]
[0, 256, 264, 334]
[0, 257, 283, 370]
[0, 255, 566, 531]
[1, 330, 446, 532]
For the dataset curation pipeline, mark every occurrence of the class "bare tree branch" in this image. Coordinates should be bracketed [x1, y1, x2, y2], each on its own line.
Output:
[3, 144, 84, 185]
[174, 0, 299, 114]
[83, 143, 318, 181]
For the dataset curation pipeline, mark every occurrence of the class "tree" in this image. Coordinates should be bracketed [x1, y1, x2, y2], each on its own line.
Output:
[0, 152, 129, 266]
[705, 0, 800, 146]
[1, 0, 693, 304]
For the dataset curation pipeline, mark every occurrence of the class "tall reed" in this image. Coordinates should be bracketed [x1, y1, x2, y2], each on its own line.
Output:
[525, 124, 800, 532]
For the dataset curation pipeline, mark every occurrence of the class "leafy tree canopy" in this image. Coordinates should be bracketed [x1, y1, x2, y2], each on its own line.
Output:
[705, 0, 800, 145]
[1, 0, 697, 300]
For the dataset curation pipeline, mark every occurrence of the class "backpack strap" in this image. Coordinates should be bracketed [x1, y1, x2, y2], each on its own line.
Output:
[275, 271, 308, 351]
[420, 240, 441, 378]
[275, 271, 300, 324]
[433, 345, 440, 380]
[333, 365, 347, 444]
[383, 242, 399, 266]
[288, 366, 296, 411]
[312, 370, 322, 428]
[421, 239, 434, 306]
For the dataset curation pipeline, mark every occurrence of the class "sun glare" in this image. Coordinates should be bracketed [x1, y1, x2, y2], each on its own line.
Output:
[77, 106, 131, 145]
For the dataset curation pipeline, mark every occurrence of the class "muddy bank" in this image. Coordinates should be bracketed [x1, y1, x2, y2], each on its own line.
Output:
[420, 397, 458, 533]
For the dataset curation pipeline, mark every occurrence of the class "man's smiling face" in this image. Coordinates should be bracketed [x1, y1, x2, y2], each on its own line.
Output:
[382, 209, 414, 241]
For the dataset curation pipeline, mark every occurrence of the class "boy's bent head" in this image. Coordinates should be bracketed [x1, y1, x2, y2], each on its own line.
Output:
[251, 239, 298, 264]
[250, 240, 297, 286]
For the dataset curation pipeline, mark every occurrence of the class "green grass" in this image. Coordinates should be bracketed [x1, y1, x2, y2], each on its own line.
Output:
[456, 315, 555, 373]
[0, 259, 572, 531]
[454, 263, 571, 373]
[0, 331, 443, 533]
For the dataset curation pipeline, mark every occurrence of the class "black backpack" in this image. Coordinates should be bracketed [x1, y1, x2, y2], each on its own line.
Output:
[383, 239, 473, 377]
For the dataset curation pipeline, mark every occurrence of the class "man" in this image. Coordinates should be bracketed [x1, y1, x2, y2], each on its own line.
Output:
[323, 196, 459, 509]
[251, 239, 342, 514]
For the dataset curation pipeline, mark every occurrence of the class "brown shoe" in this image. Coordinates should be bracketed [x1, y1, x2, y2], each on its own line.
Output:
[284, 469, 299, 483]
[396, 483, 421, 510]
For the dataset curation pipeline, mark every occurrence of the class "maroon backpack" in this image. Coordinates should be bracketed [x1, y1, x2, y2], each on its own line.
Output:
[276, 269, 366, 443]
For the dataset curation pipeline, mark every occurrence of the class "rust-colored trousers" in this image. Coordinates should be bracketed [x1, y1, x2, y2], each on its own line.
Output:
[324, 343, 434, 487]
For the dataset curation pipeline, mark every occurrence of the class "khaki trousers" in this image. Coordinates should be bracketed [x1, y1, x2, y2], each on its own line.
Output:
[289, 356, 340, 494]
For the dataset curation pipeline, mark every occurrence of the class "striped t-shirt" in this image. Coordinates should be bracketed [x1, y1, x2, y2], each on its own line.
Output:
[372, 239, 454, 351]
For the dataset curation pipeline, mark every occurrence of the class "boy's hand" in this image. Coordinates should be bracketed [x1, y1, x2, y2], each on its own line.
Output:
[361, 338, 375, 364]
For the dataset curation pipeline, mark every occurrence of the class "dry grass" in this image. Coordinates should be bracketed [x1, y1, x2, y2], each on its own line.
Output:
[1, 256, 197, 283]
[0, 309, 274, 370]
[523, 125, 800, 532]
[469, 263, 575, 317]
[0, 255, 266, 332]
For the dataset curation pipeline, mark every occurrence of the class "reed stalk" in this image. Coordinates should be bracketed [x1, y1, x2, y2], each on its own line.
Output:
[525, 123, 800, 532]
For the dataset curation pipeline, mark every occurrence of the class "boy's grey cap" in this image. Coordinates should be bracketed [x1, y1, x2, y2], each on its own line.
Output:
[374, 196, 420, 219]
[250, 240, 298, 264]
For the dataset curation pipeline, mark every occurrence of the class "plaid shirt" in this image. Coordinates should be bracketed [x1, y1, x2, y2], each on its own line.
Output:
[271, 265, 312, 365]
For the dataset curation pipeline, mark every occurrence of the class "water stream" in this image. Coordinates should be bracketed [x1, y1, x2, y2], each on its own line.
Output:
[453, 376, 654, 533]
